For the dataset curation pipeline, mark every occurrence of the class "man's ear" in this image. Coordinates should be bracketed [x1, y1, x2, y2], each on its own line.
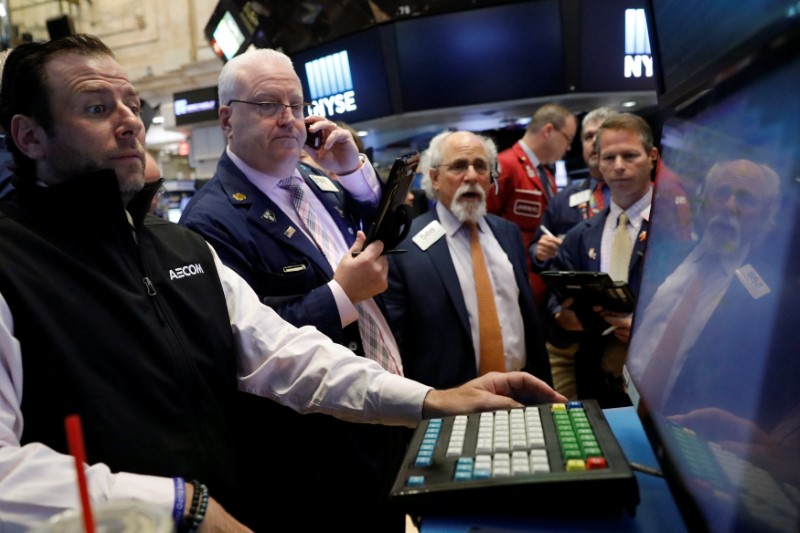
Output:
[430, 168, 440, 190]
[219, 106, 233, 137]
[10, 114, 46, 160]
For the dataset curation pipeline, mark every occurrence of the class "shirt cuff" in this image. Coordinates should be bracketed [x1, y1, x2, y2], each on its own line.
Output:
[337, 156, 381, 202]
[108, 472, 174, 514]
[374, 373, 432, 427]
[329, 279, 358, 327]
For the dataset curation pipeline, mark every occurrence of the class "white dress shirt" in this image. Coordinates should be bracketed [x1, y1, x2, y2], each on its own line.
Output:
[628, 238, 750, 399]
[436, 203, 526, 373]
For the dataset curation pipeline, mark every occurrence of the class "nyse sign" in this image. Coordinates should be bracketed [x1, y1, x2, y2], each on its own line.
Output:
[305, 51, 358, 118]
[624, 9, 653, 78]
[307, 91, 356, 117]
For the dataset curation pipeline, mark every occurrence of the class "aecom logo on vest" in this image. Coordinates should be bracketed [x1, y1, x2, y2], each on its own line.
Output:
[304, 51, 358, 118]
[625, 8, 653, 79]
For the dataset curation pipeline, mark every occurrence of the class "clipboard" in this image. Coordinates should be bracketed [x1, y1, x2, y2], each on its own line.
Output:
[541, 271, 636, 313]
[542, 271, 635, 333]
[361, 151, 420, 254]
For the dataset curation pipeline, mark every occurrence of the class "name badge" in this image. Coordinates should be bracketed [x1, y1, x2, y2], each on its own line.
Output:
[283, 264, 307, 273]
[735, 264, 771, 299]
[412, 220, 446, 251]
[569, 189, 592, 207]
[309, 174, 339, 193]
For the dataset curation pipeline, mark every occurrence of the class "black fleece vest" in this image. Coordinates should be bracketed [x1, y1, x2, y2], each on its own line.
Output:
[0, 171, 239, 501]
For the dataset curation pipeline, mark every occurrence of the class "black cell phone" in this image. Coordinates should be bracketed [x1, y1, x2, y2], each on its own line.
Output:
[305, 123, 323, 150]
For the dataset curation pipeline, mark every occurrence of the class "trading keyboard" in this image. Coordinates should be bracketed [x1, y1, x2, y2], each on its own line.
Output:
[665, 421, 800, 532]
[391, 400, 639, 518]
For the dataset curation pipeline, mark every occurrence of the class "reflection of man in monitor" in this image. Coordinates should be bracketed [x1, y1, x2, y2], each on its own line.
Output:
[630, 158, 800, 518]
[631, 159, 786, 420]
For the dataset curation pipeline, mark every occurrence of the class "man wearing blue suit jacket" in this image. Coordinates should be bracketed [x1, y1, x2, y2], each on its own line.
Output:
[179, 48, 406, 532]
[548, 113, 657, 407]
[381, 130, 552, 391]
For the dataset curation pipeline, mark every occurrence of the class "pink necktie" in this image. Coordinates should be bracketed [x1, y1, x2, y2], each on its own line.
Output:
[278, 177, 402, 374]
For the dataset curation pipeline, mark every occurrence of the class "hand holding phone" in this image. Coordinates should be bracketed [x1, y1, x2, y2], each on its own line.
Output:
[305, 123, 323, 150]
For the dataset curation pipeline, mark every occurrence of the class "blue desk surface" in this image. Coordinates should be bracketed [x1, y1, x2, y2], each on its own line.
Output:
[420, 407, 687, 532]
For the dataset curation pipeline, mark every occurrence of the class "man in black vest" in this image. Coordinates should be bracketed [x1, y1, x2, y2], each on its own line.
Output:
[0, 35, 564, 532]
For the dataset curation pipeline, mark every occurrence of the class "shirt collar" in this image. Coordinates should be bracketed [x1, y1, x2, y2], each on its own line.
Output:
[517, 140, 542, 168]
[610, 186, 653, 227]
[227, 146, 300, 193]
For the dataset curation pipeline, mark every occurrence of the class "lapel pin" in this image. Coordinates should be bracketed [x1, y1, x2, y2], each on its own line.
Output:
[284, 227, 296, 238]
[231, 192, 247, 202]
[261, 209, 277, 223]
[588, 247, 597, 261]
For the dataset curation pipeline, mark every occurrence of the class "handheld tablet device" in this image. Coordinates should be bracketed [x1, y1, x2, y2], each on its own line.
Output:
[361, 151, 420, 253]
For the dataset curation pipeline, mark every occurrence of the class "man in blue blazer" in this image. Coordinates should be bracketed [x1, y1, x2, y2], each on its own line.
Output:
[548, 113, 657, 407]
[179, 48, 406, 532]
[381, 130, 552, 390]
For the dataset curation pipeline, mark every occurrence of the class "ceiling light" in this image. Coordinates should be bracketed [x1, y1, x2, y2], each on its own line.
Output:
[152, 116, 165, 124]
[622, 101, 637, 108]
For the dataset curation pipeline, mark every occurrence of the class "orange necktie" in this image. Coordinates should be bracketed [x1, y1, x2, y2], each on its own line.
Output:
[468, 222, 506, 375]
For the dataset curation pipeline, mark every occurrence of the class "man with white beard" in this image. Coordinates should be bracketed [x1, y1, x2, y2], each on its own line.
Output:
[380, 131, 553, 390]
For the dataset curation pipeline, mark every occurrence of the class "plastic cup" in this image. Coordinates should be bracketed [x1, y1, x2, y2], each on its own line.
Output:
[27, 499, 173, 533]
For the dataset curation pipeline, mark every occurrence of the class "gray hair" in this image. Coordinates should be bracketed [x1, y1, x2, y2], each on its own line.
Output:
[218, 48, 296, 105]
[423, 130, 498, 201]
[582, 106, 617, 130]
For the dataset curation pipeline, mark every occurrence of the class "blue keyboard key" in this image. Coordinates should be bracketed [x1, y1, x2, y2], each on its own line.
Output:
[407, 475, 425, 487]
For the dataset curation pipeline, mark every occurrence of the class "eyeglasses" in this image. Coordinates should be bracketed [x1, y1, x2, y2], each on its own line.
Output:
[227, 99, 309, 119]
[555, 128, 574, 145]
[436, 158, 491, 175]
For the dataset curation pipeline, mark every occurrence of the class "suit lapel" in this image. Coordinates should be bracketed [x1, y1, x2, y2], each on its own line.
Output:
[418, 212, 471, 335]
[630, 218, 649, 275]
[216, 154, 335, 277]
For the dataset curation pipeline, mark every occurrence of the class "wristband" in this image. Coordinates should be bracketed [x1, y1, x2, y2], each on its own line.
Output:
[172, 477, 186, 524]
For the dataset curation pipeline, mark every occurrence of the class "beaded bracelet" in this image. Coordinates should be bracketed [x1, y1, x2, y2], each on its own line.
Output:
[171, 477, 186, 525]
[181, 480, 209, 533]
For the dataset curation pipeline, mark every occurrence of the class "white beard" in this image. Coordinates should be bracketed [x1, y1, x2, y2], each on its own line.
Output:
[449, 183, 487, 223]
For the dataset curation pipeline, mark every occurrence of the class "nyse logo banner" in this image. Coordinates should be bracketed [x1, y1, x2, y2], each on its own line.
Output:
[624, 9, 653, 79]
[305, 51, 357, 118]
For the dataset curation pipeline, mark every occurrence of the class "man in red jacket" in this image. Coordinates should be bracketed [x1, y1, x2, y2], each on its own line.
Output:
[487, 102, 576, 304]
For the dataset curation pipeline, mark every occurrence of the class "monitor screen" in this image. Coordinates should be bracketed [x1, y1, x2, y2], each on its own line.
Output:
[647, 0, 797, 104]
[213, 11, 246, 61]
[394, 0, 564, 112]
[204, 0, 258, 62]
[173, 86, 219, 127]
[579, 0, 657, 92]
[625, 48, 800, 531]
[292, 27, 395, 123]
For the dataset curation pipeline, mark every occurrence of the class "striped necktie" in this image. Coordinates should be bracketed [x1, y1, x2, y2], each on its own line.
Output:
[278, 177, 402, 374]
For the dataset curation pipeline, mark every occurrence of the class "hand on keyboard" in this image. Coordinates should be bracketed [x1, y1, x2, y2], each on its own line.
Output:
[422, 371, 567, 419]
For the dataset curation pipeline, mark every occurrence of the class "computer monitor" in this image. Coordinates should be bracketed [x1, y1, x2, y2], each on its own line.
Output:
[204, 0, 255, 62]
[625, 5, 800, 531]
